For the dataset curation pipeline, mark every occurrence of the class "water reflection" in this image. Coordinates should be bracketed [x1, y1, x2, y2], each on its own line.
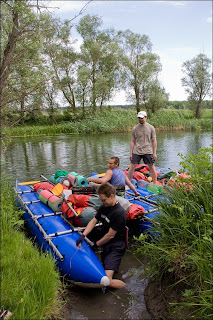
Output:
[2, 131, 212, 183]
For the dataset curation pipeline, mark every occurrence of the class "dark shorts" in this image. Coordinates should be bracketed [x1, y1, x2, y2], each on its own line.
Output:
[131, 153, 155, 165]
[101, 240, 126, 273]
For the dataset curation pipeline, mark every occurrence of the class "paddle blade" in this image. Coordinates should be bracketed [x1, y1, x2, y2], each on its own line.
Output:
[52, 183, 63, 196]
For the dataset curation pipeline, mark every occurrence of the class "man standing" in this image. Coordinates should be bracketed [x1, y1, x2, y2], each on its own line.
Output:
[128, 111, 157, 184]
[76, 182, 126, 289]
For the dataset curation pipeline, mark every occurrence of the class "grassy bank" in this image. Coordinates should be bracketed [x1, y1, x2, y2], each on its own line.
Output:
[2, 108, 212, 138]
[1, 175, 63, 319]
[135, 147, 213, 319]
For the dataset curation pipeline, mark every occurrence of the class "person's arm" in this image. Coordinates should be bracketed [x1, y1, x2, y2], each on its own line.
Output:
[125, 175, 140, 196]
[152, 137, 157, 160]
[76, 217, 98, 248]
[130, 138, 135, 161]
[96, 227, 117, 246]
[87, 170, 113, 184]
[83, 217, 98, 237]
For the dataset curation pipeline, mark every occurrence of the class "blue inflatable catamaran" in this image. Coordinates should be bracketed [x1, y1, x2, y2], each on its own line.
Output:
[15, 182, 110, 288]
[15, 166, 181, 288]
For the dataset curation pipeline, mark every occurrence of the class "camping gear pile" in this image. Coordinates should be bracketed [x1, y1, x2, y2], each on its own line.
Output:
[32, 171, 146, 227]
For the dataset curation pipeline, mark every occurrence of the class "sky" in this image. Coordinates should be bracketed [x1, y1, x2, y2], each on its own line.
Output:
[48, 0, 212, 104]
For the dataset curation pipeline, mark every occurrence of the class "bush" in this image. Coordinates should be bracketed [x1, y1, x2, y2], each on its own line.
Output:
[135, 147, 213, 319]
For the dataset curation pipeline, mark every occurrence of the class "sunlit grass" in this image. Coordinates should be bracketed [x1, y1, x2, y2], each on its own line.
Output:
[1, 174, 63, 319]
[135, 147, 213, 320]
[2, 108, 212, 137]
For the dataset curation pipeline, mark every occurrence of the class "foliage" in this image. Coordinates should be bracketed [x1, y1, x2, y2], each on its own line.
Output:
[117, 29, 163, 112]
[1, 0, 47, 123]
[148, 108, 212, 130]
[178, 146, 212, 182]
[135, 148, 213, 319]
[1, 174, 63, 319]
[2, 108, 212, 138]
[181, 54, 212, 119]
[76, 14, 120, 110]
[1, 1, 211, 127]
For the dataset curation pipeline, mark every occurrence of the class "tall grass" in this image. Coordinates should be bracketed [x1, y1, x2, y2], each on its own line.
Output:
[149, 109, 212, 130]
[1, 174, 63, 319]
[135, 147, 213, 319]
[2, 108, 212, 137]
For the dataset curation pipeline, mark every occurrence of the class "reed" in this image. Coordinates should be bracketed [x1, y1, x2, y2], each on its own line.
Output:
[2, 108, 212, 137]
[1, 174, 63, 319]
[149, 109, 212, 130]
[135, 147, 213, 319]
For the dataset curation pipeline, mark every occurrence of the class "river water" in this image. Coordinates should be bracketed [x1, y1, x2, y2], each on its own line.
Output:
[2, 131, 212, 183]
[2, 130, 212, 319]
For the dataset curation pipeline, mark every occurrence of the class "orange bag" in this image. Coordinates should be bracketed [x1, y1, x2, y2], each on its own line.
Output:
[126, 203, 145, 220]
[67, 194, 91, 207]
[33, 182, 54, 192]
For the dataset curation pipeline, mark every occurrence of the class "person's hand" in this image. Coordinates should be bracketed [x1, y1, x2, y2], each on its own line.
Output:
[92, 242, 99, 252]
[153, 154, 157, 161]
[87, 178, 93, 183]
[76, 234, 85, 247]
[129, 154, 132, 161]
[135, 192, 140, 196]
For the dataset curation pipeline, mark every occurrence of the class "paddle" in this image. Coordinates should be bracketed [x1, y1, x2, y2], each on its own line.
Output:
[18, 180, 42, 186]
[51, 183, 64, 196]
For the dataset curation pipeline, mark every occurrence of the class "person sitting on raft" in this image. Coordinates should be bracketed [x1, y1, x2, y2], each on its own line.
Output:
[87, 156, 140, 196]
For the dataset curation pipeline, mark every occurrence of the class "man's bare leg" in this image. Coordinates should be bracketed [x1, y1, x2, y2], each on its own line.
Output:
[127, 163, 137, 182]
[148, 164, 157, 184]
[105, 270, 125, 289]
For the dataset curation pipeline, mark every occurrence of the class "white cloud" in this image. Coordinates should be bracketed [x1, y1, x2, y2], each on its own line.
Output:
[156, 1, 186, 7]
[206, 16, 212, 23]
[158, 53, 187, 101]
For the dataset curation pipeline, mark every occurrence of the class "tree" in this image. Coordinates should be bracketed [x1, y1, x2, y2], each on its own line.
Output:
[117, 29, 162, 113]
[144, 80, 169, 114]
[77, 14, 119, 112]
[1, 1, 51, 124]
[43, 17, 79, 112]
[181, 54, 212, 119]
[76, 66, 91, 112]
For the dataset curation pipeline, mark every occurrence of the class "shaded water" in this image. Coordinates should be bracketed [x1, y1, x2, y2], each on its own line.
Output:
[62, 249, 151, 320]
[2, 130, 212, 319]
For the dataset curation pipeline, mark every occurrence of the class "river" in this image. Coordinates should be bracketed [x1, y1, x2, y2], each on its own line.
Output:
[2, 131, 212, 183]
[2, 130, 212, 319]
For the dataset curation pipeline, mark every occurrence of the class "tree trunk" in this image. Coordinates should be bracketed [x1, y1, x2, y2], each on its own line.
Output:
[20, 96, 25, 125]
[92, 64, 96, 112]
[134, 86, 140, 113]
[0, 11, 19, 98]
[196, 98, 202, 119]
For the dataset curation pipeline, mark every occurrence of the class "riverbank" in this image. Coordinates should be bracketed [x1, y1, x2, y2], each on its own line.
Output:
[135, 147, 213, 319]
[2, 108, 212, 138]
[0, 175, 64, 319]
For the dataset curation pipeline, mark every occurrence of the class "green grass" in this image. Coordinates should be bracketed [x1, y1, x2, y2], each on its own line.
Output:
[1, 175, 63, 319]
[134, 147, 213, 319]
[149, 109, 212, 130]
[2, 108, 212, 138]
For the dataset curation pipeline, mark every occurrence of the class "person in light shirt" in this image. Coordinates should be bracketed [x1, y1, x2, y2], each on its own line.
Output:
[128, 111, 157, 184]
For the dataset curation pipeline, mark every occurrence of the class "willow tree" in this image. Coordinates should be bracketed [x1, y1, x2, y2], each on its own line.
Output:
[76, 14, 120, 112]
[117, 29, 162, 113]
[1, 1, 51, 125]
[181, 54, 212, 119]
